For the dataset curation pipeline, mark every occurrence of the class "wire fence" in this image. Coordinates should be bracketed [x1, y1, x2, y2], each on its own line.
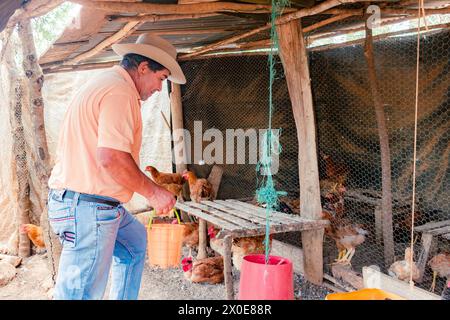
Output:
[180, 28, 450, 294]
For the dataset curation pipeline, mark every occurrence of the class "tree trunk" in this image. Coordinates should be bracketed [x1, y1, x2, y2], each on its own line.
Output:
[18, 20, 61, 281]
[5, 36, 31, 258]
[364, 23, 395, 267]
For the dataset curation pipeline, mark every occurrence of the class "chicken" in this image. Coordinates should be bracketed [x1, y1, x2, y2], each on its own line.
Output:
[232, 235, 272, 270]
[183, 222, 199, 257]
[19, 224, 45, 249]
[388, 247, 420, 282]
[322, 153, 349, 185]
[321, 211, 367, 265]
[145, 165, 183, 185]
[208, 226, 272, 270]
[428, 253, 450, 292]
[182, 170, 213, 203]
[145, 165, 184, 198]
[181, 255, 224, 284]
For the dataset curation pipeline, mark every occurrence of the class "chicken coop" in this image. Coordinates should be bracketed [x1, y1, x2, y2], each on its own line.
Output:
[1, 0, 449, 298]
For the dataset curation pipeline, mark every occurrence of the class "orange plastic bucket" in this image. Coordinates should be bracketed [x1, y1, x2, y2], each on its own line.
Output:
[325, 288, 406, 300]
[146, 209, 185, 268]
[238, 254, 294, 300]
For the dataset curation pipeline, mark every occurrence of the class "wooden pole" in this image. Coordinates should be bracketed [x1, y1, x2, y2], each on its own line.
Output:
[70, 0, 282, 14]
[170, 82, 188, 174]
[180, 0, 388, 59]
[107, 13, 218, 23]
[364, 21, 395, 267]
[277, 19, 324, 285]
[18, 20, 61, 282]
[223, 235, 234, 300]
[5, 38, 31, 258]
[61, 20, 144, 66]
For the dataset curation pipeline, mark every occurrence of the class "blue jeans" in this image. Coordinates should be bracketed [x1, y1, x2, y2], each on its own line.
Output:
[47, 190, 147, 300]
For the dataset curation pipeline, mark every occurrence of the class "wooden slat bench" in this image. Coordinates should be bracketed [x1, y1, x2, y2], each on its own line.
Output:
[175, 199, 329, 300]
[414, 219, 450, 282]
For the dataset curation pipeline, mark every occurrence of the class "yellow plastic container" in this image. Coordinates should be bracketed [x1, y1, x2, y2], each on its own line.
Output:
[147, 223, 185, 268]
[325, 288, 406, 300]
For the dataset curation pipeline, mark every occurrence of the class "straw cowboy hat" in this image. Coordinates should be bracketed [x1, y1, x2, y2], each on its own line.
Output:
[112, 33, 186, 84]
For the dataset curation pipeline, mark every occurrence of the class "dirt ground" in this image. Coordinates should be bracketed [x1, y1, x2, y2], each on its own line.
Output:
[0, 246, 330, 300]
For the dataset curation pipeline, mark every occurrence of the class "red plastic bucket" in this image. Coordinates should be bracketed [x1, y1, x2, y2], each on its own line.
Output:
[238, 254, 294, 300]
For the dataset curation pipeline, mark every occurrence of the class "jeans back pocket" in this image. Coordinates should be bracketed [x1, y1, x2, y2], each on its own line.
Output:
[48, 201, 77, 249]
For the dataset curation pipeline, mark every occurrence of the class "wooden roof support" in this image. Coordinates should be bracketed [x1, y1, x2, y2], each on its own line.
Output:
[364, 20, 395, 267]
[107, 13, 219, 23]
[49, 19, 144, 69]
[324, 6, 450, 15]
[70, 0, 287, 14]
[277, 19, 324, 285]
[180, 0, 393, 59]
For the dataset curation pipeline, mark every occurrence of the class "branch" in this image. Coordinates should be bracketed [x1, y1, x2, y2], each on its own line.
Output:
[69, 0, 292, 14]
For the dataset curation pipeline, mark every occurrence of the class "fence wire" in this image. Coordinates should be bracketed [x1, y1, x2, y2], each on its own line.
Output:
[180, 28, 449, 294]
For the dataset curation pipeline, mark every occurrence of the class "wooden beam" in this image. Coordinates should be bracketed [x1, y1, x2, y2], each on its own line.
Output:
[98, 27, 231, 37]
[70, 0, 285, 14]
[324, 7, 450, 16]
[363, 266, 441, 300]
[223, 235, 234, 300]
[303, 13, 358, 33]
[56, 20, 144, 67]
[180, 0, 389, 59]
[107, 13, 219, 23]
[364, 20, 395, 267]
[170, 82, 188, 174]
[309, 21, 450, 52]
[277, 19, 324, 285]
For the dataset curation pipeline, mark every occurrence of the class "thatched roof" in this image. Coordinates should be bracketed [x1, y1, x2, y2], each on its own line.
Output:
[4, 0, 450, 73]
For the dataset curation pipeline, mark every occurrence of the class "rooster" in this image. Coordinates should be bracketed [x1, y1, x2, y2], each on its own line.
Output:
[182, 170, 213, 203]
[145, 165, 184, 198]
[19, 224, 45, 249]
[181, 255, 224, 284]
[388, 247, 420, 282]
[428, 252, 450, 292]
[321, 211, 368, 265]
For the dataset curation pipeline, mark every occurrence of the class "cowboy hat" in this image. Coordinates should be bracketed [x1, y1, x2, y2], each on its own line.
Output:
[112, 33, 186, 84]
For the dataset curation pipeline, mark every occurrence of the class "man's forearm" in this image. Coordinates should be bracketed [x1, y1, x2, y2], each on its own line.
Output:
[97, 147, 158, 199]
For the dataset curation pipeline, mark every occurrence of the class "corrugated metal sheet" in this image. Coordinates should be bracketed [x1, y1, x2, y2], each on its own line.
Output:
[0, 0, 22, 32]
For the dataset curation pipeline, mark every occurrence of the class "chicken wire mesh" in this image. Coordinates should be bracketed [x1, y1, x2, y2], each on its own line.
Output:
[180, 27, 449, 294]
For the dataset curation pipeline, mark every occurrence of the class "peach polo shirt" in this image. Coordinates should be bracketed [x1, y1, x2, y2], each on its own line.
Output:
[48, 65, 142, 203]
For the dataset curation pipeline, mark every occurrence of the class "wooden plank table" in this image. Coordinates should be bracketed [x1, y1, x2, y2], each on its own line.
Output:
[175, 199, 329, 300]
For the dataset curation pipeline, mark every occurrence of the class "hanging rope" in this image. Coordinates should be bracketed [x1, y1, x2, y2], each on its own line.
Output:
[409, 0, 427, 288]
[255, 0, 289, 264]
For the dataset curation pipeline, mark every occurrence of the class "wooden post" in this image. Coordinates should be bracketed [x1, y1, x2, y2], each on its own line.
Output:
[223, 235, 234, 300]
[364, 22, 395, 267]
[5, 37, 31, 258]
[18, 20, 61, 282]
[276, 19, 324, 285]
[197, 219, 208, 260]
[170, 82, 188, 174]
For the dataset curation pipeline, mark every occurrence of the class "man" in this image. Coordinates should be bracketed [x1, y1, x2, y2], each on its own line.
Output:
[47, 34, 186, 300]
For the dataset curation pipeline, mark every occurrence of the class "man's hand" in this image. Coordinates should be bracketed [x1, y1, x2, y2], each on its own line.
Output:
[97, 147, 176, 214]
[147, 185, 176, 216]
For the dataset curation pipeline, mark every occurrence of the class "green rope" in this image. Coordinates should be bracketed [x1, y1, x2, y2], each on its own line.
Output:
[255, 0, 289, 264]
